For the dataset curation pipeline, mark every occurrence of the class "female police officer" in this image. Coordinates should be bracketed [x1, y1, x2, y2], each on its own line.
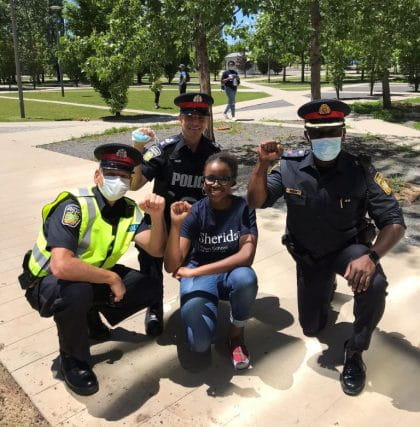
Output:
[129, 93, 221, 336]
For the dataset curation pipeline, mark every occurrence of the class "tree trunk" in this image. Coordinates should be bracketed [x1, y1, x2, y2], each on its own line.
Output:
[361, 67, 364, 81]
[370, 69, 375, 96]
[335, 85, 340, 99]
[301, 52, 305, 82]
[137, 73, 142, 84]
[382, 69, 392, 109]
[194, 18, 214, 140]
[283, 66, 286, 82]
[310, 0, 321, 100]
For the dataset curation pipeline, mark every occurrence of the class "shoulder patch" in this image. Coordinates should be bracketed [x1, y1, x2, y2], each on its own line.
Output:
[62, 204, 81, 228]
[374, 172, 392, 195]
[143, 145, 162, 162]
[281, 149, 308, 159]
[268, 160, 280, 174]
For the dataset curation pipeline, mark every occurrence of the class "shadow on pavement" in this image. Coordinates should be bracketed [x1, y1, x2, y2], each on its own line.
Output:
[66, 294, 304, 421]
[307, 291, 420, 412]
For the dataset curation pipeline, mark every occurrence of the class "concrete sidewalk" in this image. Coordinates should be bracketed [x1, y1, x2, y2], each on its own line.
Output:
[0, 108, 419, 425]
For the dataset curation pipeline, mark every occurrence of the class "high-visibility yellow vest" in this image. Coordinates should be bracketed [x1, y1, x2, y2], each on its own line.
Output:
[28, 188, 143, 277]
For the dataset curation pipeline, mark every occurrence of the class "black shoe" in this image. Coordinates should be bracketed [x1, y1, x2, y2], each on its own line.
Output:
[340, 342, 366, 396]
[60, 352, 98, 396]
[87, 309, 111, 341]
[145, 304, 163, 337]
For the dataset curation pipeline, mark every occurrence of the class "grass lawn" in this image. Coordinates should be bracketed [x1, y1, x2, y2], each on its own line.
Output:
[255, 79, 333, 91]
[0, 97, 141, 121]
[351, 98, 420, 129]
[0, 88, 269, 120]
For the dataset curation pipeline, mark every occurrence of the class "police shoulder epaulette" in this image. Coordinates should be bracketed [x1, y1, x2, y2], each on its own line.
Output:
[210, 140, 222, 150]
[357, 154, 372, 164]
[281, 149, 308, 159]
[159, 136, 178, 148]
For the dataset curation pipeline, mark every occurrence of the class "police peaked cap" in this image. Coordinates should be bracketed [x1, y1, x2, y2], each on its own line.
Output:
[94, 143, 142, 173]
[298, 99, 351, 128]
[174, 92, 214, 116]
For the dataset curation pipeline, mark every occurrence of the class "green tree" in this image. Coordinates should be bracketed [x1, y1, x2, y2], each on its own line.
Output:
[0, 1, 15, 87]
[156, 0, 260, 137]
[353, 0, 417, 108]
[58, 35, 87, 86]
[208, 35, 228, 81]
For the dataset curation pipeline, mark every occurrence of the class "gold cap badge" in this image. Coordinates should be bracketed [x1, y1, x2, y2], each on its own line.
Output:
[318, 104, 331, 115]
[193, 94, 203, 103]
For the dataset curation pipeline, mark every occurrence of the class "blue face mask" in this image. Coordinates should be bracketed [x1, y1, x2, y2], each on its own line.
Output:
[311, 137, 342, 161]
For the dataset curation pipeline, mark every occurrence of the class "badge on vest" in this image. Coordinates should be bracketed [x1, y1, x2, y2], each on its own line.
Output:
[128, 224, 139, 232]
[62, 204, 81, 228]
[285, 188, 302, 196]
[374, 172, 392, 195]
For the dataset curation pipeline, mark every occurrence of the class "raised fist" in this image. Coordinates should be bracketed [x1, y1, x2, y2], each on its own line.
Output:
[170, 201, 192, 225]
[139, 194, 165, 218]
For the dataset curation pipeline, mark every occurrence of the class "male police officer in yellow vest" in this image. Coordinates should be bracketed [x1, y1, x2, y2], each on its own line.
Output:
[21, 143, 166, 396]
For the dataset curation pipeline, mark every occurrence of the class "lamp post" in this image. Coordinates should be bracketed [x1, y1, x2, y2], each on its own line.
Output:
[10, 0, 25, 118]
[267, 40, 272, 83]
[50, 5, 65, 97]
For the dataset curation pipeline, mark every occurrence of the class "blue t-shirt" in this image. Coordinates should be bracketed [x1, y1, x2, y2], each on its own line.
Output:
[179, 70, 187, 84]
[180, 195, 258, 266]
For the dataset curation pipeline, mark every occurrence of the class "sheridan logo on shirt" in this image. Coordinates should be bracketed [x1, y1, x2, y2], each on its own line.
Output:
[198, 230, 240, 252]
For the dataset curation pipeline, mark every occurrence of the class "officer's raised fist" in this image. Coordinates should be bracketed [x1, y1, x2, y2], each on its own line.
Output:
[258, 140, 283, 162]
[139, 194, 165, 217]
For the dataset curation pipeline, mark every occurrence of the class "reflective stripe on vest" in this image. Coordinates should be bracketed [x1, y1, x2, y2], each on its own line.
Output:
[28, 188, 143, 277]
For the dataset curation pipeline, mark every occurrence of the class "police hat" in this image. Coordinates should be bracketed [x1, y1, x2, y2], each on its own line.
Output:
[94, 143, 142, 173]
[174, 93, 214, 116]
[298, 99, 351, 128]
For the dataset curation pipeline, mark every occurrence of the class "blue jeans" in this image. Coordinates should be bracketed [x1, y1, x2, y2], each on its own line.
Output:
[180, 267, 258, 353]
[223, 86, 237, 117]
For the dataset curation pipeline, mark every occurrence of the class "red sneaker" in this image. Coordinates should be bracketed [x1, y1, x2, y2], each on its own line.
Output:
[230, 342, 250, 370]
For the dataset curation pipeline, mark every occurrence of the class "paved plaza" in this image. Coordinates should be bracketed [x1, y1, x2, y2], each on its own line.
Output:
[0, 82, 419, 426]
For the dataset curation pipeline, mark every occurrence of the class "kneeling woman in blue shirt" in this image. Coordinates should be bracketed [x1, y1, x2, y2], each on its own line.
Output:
[164, 152, 258, 370]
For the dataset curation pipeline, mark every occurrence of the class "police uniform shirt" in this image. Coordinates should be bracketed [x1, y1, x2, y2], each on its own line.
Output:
[45, 187, 146, 253]
[263, 150, 405, 258]
[180, 195, 258, 266]
[140, 133, 221, 207]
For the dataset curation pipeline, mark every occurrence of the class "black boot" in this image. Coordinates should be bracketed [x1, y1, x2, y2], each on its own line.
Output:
[145, 303, 163, 337]
[87, 308, 111, 341]
[340, 341, 366, 396]
[60, 352, 98, 396]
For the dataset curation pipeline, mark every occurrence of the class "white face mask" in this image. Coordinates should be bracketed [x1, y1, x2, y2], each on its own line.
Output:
[311, 137, 342, 161]
[99, 175, 130, 201]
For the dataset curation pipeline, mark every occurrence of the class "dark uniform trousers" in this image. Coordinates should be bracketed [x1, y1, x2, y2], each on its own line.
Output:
[25, 264, 162, 364]
[296, 243, 387, 351]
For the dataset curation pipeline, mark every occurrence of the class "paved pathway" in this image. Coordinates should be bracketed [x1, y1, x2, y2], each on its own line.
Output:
[0, 84, 419, 426]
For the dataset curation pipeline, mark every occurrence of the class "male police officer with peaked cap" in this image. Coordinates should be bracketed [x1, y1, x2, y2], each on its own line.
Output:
[128, 93, 221, 336]
[21, 143, 167, 396]
[247, 99, 405, 396]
